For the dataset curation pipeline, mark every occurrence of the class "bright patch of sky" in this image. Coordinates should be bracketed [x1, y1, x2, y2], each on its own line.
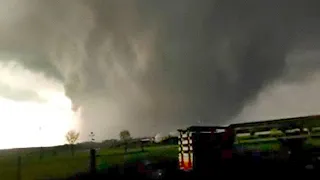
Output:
[0, 60, 77, 149]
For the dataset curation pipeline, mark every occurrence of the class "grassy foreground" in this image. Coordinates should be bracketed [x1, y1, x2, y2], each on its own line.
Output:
[0, 145, 178, 180]
[1, 137, 320, 179]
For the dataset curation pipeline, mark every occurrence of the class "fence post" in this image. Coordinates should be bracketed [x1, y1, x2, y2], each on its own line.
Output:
[140, 141, 145, 152]
[89, 149, 96, 174]
[17, 156, 21, 180]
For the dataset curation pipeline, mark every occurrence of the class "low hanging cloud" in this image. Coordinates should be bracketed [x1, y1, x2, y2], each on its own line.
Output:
[1, 0, 320, 139]
[235, 72, 320, 123]
[0, 60, 65, 103]
[0, 83, 45, 102]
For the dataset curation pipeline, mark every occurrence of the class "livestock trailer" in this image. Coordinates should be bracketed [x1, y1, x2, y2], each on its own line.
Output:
[177, 126, 234, 172]
[177, 115, 320, 172]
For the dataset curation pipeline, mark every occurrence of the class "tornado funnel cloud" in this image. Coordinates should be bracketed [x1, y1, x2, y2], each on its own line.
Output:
[0, 0, 320, 139]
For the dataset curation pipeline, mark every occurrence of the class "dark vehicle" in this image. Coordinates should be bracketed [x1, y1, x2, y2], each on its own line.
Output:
[136, 160, 167, 179]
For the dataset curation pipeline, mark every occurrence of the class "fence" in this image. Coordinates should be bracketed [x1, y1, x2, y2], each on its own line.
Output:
[7, 149, 97, 180]
[2, 145, 177, 179]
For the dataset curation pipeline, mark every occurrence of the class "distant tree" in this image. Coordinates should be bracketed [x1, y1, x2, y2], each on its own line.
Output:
[270, 128, 281, 137]
[119, 130, 131, 153]
[102, 139, 118, 148]
[65, 130, 80, 156]
[120, 130, 131, 140]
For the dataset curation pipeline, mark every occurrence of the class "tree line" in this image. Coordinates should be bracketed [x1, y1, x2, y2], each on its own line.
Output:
[64, 129, 177, 156]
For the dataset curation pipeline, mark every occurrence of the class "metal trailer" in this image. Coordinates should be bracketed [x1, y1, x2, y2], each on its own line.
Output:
[177, 115, 320, 173]
[177, 126, 234, 172]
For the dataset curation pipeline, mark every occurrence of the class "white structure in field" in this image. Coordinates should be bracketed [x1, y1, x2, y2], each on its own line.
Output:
[154, 133, 165, 143]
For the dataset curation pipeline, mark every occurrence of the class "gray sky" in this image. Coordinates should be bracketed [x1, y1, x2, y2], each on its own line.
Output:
[1, 0, 320, 146]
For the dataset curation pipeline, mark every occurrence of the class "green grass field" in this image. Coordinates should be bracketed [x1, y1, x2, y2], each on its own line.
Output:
[235, 136, 320, 151]
[0, 145, 178, 180]
[1, 135, 320, 179]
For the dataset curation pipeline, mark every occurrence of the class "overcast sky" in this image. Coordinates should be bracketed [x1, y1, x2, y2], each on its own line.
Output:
[1, 0, 320, 149]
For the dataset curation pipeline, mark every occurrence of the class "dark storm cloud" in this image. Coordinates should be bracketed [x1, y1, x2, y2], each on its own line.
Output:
[0, 52, 63, 80]
[1, 0, 320, 138]
[0, 83, 46, 102]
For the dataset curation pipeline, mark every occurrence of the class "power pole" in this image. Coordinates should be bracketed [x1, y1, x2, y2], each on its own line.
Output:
[39, 126, 43, 159]
[88, 132, 96, 174]
[89, 132, 95, 150]
[17, 156, 21, 180]
[89, 132, 95, 142]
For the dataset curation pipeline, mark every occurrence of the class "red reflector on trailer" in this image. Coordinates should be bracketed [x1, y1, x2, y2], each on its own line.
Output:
[180, 160, 192, 171]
